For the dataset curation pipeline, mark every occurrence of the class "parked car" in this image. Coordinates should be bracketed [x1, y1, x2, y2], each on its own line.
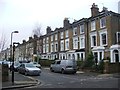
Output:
[30, 62, 41, 68]
[50, 59, 77, 74]
[10, 62, 21, 71]
[18, 63, 41, 76]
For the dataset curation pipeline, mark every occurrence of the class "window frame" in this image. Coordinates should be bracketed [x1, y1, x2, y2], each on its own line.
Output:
[91, 20, 96, 31]
[79, 35, 85, 49]
[73, 37, 78, 49]
[99, 30, 107, 46]
[60, 32, 64, 39]
[116, 32, 120, 43]
[60, 40, 64, 51]
[73, 27, 77, 35]
[100, 17, 106, 28]
[65, 39, 69, 50]
[65, 30, 69, 38]
[55, 34, 58, 40]
[51, 35, 53, 41]
[80, 24, 84, 34]
[90, 33, 97, 47]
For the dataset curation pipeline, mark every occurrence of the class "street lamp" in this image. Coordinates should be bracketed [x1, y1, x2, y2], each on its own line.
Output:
[12, 42, 19, 85]
[10, 31, 19, 67]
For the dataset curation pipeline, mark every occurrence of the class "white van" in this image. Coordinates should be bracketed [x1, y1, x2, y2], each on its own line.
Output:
[50, 59, 77, 74]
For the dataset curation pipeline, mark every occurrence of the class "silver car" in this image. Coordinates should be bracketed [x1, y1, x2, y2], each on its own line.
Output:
[18, 63, 41, 76]
[50, 59, 77, 74]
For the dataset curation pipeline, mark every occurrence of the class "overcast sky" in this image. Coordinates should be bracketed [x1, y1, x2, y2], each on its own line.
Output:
[0, 0, 119, 48]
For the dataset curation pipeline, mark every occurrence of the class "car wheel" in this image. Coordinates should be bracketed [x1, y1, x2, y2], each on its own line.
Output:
[18, 70, 20, 74]
[25, 71, 28, 76]
[61, 69, 65, 74]
[50, 68, 54, 72]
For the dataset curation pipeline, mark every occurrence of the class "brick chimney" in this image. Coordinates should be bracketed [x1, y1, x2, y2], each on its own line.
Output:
[63, 18, 70, 29]
[23, 40, 26, 43]
[91, 3, 99, 17]
[46, 26, 52, 34]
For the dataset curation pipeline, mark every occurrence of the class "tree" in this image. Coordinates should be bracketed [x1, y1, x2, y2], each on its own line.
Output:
[0, 33, 8, 52]
[32, 23, 42, 37]
[83, 51, 95, 68]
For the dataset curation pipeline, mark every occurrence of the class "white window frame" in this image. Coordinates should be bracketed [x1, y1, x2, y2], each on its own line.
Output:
[65, 30, 69, 38]
[46, 37, 49, 43]
[91, 20, 96, 31]
[73, 27, 77, 35]
[99, 30, 107, 46]
[90, 32, 97, 47]
[60, 40, 64, 51]
[55, 34, 57, 40]
[43, 38, 45, 44]
[55, 42, 58, 52]
[60, 32, 64, 39]
[65, 39, 69, 50]
[80, 35, 85, 49]
[100, 17, 106, 28]
[116, 32, 120, 43]
[46, 44, 49, 53]
[51, 43, 54, 52]
[73, 37, 78, 49]
[51, 35, 53, 41]
[43, 45, 46, 53]
[80, 24, 84, 34]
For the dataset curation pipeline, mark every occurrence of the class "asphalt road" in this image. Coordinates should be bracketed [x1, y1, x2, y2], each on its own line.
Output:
[24, 68, 119, 88]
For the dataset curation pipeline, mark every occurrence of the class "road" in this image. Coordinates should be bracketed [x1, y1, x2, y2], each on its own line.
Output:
[24, 68, 119, 88]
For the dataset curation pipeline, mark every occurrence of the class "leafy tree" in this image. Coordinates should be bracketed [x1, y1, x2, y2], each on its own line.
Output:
[83, 51, 95, 68]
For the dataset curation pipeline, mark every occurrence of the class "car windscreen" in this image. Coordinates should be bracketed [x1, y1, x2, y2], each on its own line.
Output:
[25, 63, 35, 68]
[14, 62, 20, 66]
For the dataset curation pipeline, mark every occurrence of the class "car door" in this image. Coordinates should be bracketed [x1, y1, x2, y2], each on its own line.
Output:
[55, 60, 61, 72]
[19, 64, 25, 74]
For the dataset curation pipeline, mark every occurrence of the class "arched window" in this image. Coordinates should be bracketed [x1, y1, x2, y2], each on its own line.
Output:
[68, 54, 71, 59]
[72, 54, 75, 60]
[113, 50, 119, 62]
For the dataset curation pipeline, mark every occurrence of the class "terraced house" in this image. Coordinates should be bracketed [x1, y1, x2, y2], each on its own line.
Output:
[0, 3, 120, 64]
[41, 3, 120, 64]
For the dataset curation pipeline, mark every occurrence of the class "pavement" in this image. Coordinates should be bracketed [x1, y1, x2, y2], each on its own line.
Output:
[1, 71, 40, 90]
[1, 67, 120, 90]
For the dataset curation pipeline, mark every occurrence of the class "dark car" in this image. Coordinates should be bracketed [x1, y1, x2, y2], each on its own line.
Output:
[18, 63, 41, 76]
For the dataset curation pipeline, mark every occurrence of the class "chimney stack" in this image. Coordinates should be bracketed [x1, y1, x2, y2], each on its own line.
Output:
[102, 7, 108, 12]
[63, 17, 70, 29]
[91, 3, 99, 17]
[46, 26, 52, 34]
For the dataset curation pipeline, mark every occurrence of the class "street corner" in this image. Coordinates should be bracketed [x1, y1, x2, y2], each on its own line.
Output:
[24, 75, 41, 85]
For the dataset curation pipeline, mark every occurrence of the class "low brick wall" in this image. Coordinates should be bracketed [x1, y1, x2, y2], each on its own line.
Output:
[109, 63, 120, 73]
[0, 64, 9, 82]
[104, 60, 120, 73]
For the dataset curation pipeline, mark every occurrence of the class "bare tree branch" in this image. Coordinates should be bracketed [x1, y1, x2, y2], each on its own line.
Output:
[0, 33, 8, 52]
[32, 23, 42, 37]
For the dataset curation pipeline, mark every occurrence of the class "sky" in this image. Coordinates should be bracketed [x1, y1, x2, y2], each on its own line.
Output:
[0, 0, 119, 48]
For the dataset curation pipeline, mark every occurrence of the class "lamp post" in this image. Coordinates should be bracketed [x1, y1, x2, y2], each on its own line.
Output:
[10, 31, 19, 68]
[12, 42, 19, 85]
